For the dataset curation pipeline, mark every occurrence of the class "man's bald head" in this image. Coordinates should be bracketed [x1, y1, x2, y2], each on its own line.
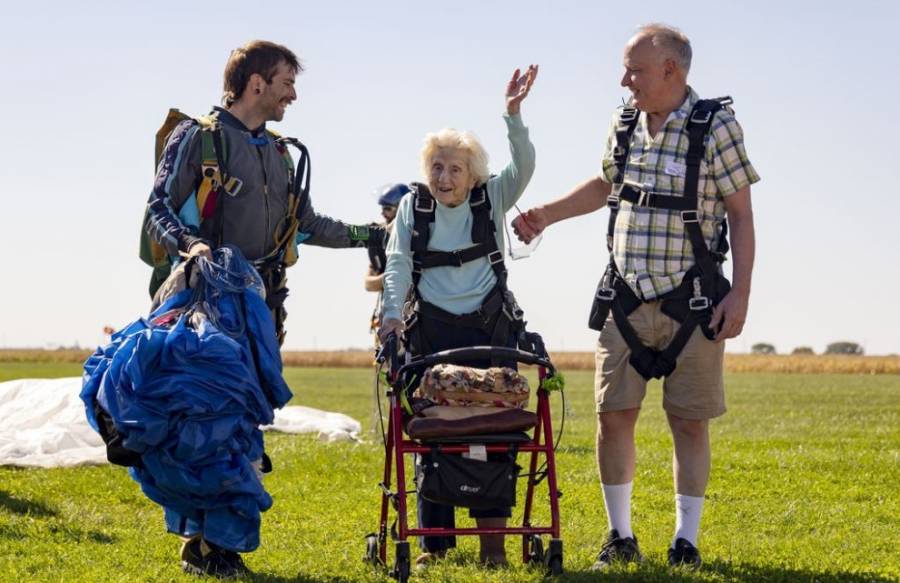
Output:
[628, 23, 692, 77]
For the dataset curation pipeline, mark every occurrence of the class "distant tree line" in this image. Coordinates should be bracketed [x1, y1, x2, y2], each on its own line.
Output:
[750, 342, 865, 356]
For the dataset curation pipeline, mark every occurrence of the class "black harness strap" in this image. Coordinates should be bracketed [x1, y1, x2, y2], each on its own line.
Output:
[209, 120, 229, 249]
[606, 106, 640, 251]
[681, 99, 725, 279]
[278, 137, 311, 218]
[618, 184, 696, 210]
[592, 97, 734, 380]
[417, 286, 506, 331]
[418, 243, 495, 269]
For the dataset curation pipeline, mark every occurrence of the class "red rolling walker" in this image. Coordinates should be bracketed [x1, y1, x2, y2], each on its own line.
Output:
[364, 340, 564, 581]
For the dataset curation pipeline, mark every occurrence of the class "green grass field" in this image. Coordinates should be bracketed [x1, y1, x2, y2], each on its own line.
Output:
[1, 363, 898, 582]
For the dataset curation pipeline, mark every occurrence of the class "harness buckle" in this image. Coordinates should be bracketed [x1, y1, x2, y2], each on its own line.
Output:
[681, 210, 699, 223]
[612, 145, 627, 160]
[201, 164, 220, 187]
[689, 297, 710, 311]
[690, 109, 714, 124]
[469, 189, 486, 207]
[414, 195, 435, 213]
[450, 250, 464, 266]
[619, 107, 638, 123]
[488, 250, 503, 265]
[503, 303, 525, 322]
[596, 287, 616, 302]
[607, 197, 619, 210]
[636, 190, 650, 207]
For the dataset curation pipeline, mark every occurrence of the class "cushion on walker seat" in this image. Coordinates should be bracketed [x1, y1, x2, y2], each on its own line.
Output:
[414, 364, 530, 409]
[406, 407, 537, 440]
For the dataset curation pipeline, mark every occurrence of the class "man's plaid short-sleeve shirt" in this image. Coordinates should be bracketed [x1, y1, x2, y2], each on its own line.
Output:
[599, 87, 760, 300]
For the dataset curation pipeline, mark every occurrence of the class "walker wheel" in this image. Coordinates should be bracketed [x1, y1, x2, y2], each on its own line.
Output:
[524, 534, 544, 564]
[363, 534, 381, 565]
[545, 538, 563, 576]
[390, 541, 410, 582]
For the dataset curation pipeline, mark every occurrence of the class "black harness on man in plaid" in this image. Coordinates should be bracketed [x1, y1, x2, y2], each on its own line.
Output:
[588, 97, 734, 380]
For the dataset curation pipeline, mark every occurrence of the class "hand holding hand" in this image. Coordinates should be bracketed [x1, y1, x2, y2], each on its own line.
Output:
[506, 64, 539, 116]
[512, 207, 549, 243]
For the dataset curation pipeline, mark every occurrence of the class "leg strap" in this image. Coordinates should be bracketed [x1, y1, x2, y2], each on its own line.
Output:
[612, 299, 700, 380]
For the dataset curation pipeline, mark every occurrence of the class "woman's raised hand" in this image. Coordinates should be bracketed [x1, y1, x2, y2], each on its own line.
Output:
[506, 64, 538, 115]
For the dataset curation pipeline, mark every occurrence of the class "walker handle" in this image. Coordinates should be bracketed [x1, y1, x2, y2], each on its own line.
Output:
[376, 334, 400, 379]
[398, 346, 555, 377]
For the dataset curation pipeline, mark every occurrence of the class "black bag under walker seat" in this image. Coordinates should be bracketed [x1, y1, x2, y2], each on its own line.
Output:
[418, 449, 520, 510]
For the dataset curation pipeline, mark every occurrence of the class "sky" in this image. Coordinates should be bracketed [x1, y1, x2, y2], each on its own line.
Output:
[1, 0, 898, 355]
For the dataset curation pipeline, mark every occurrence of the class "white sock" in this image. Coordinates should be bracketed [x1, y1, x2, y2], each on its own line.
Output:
[673, 493, 704, 546]
[601, 482, 633, 539]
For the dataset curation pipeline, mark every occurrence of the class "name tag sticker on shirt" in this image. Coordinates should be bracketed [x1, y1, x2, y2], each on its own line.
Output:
[664, 161, 686, 178]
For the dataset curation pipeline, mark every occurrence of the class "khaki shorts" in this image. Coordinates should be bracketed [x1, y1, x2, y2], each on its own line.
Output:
[594, 301, 726, 420]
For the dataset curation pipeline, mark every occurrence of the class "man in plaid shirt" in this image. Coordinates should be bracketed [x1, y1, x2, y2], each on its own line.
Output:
[515, 23, 758, 569]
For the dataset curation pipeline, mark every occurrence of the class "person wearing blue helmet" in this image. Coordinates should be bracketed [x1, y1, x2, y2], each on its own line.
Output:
[366, 183, 411, 331]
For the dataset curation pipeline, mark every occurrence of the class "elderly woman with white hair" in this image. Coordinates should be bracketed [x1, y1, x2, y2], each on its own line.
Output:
[378, 65, 538, 567]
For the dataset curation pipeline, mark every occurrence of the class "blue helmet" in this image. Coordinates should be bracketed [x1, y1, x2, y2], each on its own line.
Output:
[376, 183, 411, 207]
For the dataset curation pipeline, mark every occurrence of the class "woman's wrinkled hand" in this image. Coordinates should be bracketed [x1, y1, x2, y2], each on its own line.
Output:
[379, 318, 405, 342]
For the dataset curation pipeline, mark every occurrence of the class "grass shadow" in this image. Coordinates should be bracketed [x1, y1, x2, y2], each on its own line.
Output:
[248, 574, 361, 583]
[560, 558, 896, 582]
[0, 489, 57, 517]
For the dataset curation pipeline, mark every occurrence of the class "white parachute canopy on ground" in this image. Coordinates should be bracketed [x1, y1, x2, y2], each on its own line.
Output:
[0, 378, 361, 468]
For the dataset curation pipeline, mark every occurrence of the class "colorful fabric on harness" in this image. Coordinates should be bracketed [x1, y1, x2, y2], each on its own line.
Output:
[141, 110, 305, 298]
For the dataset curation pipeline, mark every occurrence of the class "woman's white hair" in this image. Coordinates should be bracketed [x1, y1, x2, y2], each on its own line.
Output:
[635, 23, 692, 74]
[420, 128, 490, 187]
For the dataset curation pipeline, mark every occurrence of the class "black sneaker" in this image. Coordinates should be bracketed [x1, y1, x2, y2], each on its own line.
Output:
[590, 529, 643, 570]
[668, 537, 702, 569]
[181, 536, 250, 579]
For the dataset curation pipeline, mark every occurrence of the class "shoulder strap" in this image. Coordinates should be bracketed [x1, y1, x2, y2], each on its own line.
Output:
[410, 182, 435, 287]
[467, 183, 506, 286]
[680, 98, 727, 276]
[605, 105, 640, 252]
[266, 136, 310, 268]
[267, 129, 296, 185]
[611, 105, 640, 185]
[203, 114, 229, 248]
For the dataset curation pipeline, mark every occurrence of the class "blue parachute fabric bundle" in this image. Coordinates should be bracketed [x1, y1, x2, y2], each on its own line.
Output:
[81, 246, 292, 552]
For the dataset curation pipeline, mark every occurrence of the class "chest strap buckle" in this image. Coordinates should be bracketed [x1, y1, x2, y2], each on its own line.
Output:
[596, 287, 616, 302]
[689, 297, 710, 311]
[689, 109, 714, 124]
[681, 210, 699, 223]
[414, 196, 435, 213]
